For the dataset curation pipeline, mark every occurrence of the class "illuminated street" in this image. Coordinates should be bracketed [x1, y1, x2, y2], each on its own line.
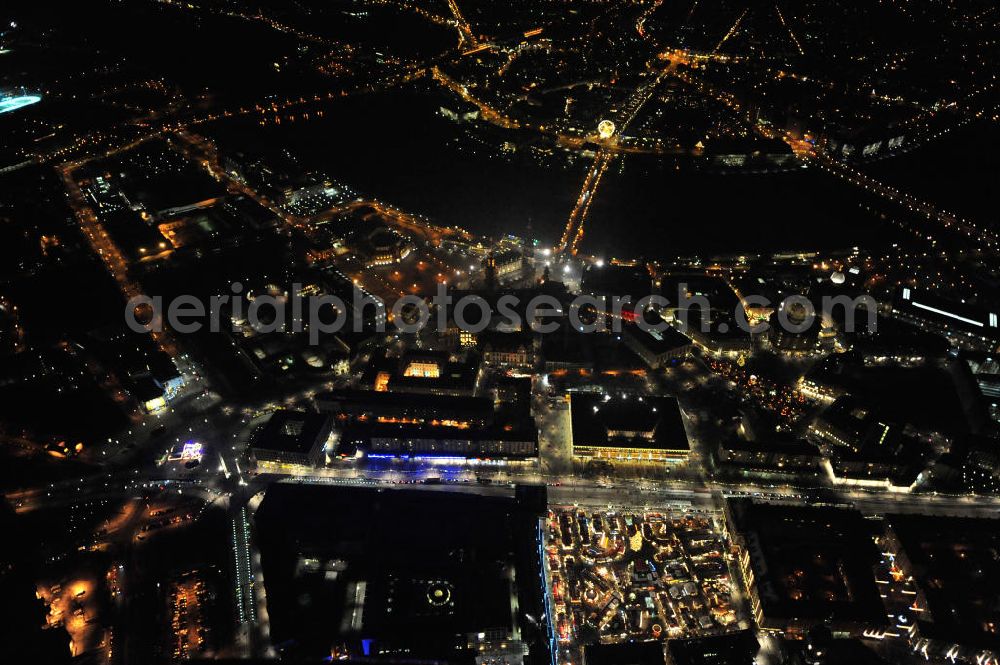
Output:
[3, 2, 1000, 664]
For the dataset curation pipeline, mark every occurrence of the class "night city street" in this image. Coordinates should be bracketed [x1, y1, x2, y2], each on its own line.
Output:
[2, 1, 1000, 664]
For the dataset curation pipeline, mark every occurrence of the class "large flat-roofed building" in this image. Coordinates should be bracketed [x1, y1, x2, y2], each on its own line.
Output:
[254, 485, 546, 663]
[570, 394, 690, 462]
[316, 389, 495, 429]
[804, 355, 986, 438]
[584, 642, 666, 665]
[809, 396, 931, 491]
[317, 389, 537, 461]
[250, 410, 334, 470]
[712, 438, 824, 480]
[361, 350, 481, 396]
[724, 500, 886, 637]
[958, 435, 1000, 494]
[880, 514, 1000, 662]
[623, 323, 693, 369]
[357, 423, 538, 460]
[665, 630, 759, 665]
[659, 276, 750, 355]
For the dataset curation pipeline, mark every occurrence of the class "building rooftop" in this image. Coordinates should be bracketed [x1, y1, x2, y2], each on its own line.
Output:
[806, 357, 982, 435]
[624, 322, 693, 356]
[886, 514, 1000, 651]
[479, 328, 535, 353]
[254, 485, 542, 662]
[252, 410, 331, 455]
[316, 388, 493, 420]
[721, 437, 821, 458]
[359, 350, 481, 395]
[812, 394, 933, 486]
[584, 641, 666, 665]
[894, 287, 1000, 341]
[658, 275, 741, 313]
[666, 630, 759, 665]
[345, 421, 537, 453]
[571, 393, 689, 452]
[726, 500, 886, 631]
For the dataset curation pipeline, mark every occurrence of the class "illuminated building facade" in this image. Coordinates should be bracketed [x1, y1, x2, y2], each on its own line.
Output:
[622, 323, 692, 369]
[317, 389, 538, 461]
[317, 389, 494, 429]
[365, 427, 537, 459]
[361, 350, 481, 397]
[712, 438, 824, 480]
[359, 226, 412, 267]
[570, 394, 690, 462]
[809, 396, 930, 492]
[480, 330, 535, 370]
[249, 410, 335, 470]
[493, 249, 524, 280]
[403, 360, 441, 378]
